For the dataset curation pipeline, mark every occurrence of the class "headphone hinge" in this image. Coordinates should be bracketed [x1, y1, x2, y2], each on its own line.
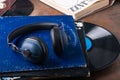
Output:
[8, 43, 22, 53]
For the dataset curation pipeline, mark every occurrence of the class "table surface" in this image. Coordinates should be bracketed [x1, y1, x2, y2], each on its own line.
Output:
[30, 0, 120, 80]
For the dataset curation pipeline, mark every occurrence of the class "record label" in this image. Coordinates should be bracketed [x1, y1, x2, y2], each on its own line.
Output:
[85, 37, 92, 51]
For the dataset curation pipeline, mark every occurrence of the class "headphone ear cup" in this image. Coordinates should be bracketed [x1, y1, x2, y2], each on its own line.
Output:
[20, 36, 48, 64]
[51, 28, 69, 56]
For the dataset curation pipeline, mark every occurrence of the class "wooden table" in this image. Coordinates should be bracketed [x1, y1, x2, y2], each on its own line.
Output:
[30, 0, 120, 80]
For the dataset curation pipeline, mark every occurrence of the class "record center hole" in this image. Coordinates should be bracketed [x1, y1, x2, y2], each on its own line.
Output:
[85, 37, 92, 51]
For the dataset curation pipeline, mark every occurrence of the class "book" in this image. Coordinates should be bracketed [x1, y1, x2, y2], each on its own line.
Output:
[39, 0, 115, 20]
[0, 0, 16, 16]
[0, 15, 89, 77]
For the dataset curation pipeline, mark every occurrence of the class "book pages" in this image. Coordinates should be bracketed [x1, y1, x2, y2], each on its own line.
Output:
[40, 0, 115, 20]
[44, 0, 100, 13]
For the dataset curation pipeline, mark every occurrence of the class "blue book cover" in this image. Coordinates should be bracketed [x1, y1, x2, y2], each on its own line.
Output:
[0, 15, 88, 75]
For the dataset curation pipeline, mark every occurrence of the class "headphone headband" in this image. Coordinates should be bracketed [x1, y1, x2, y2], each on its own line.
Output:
[7, 22, 59, 53]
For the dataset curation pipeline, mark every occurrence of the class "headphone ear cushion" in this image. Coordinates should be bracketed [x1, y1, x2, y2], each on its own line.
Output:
[60, 30, 69, 49]
[20, 36, 48, 64]
[51, 28, 69, 56]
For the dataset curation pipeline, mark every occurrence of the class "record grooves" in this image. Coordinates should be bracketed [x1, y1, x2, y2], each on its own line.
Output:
[3, 0, 34, 16]
[77, 22, 120, 71]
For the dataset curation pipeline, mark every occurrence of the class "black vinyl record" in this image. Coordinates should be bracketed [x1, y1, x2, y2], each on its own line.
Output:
[83, 22, 120, 71]
[3, 0, 34, 16]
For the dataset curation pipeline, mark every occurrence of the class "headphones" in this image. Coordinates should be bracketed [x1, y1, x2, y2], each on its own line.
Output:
[7, 23, 69, 64]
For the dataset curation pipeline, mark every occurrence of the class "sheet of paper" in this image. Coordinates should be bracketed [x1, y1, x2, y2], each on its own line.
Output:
[49, 0, 100, 13]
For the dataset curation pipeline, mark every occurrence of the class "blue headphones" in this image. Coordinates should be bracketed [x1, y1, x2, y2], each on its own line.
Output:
[7, 23, 69, 64]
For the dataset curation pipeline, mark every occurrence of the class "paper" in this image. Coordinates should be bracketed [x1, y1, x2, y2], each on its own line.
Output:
[49, 0, 100, 13]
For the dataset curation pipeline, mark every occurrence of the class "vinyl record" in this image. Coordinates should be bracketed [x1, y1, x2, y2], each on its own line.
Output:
[3, 0, 34, 16]
[83, 22, 120, 71]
